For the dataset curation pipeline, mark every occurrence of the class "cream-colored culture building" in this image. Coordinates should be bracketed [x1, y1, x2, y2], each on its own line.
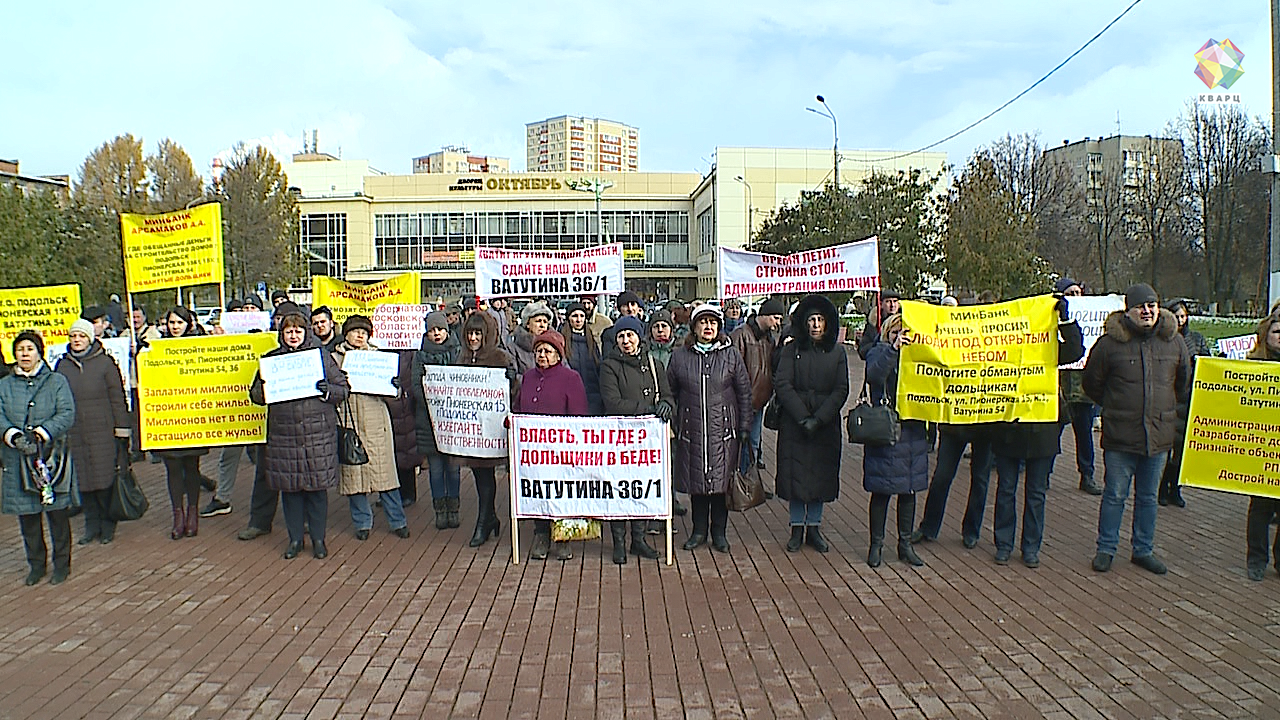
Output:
[285, 147, 946, 302]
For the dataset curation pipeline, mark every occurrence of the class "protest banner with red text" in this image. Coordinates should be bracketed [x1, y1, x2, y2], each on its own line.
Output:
[509, 414, 670, 519]
[475, 244, 623, 299]
[422, 366, 509, 457]
[718, 236, 879, 298]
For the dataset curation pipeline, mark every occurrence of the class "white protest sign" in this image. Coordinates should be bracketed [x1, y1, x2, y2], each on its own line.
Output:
[423, 366, 509, 457]
[259, 348, 324, 403]
[718, 236, 880, 298]
[48, 336, 134, 391]
[219, 311, 271, 334]
[1060, 295, 1125, 370]
[371, 304, 430, 350]
[475, 243, 623, 299]
[341, 349, 398, 396]
[1217, 333, 1256, 359]
[510, 414, 670, 519]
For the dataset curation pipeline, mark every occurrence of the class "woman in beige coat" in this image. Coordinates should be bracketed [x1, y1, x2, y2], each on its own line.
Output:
[334, 316, 409, 540]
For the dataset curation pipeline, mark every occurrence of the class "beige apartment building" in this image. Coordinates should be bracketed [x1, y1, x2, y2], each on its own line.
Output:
[526, 116, 639, 173]
[283, 146, 946, 302]
[412, 146, 509, 174]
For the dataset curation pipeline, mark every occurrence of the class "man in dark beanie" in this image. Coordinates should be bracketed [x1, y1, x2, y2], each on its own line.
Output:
[857, 290, 900, 360]
[729, 296, 786, 480]
[310, 305, 339, 353]
[1083, 283, 1190, 576]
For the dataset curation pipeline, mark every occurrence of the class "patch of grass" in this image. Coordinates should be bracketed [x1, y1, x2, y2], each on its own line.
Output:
[1189, 316, 1259, 343]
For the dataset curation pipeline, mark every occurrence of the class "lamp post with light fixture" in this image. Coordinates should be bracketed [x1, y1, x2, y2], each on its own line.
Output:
[734, 175, 754, 250]
[806, 94, 839, 190]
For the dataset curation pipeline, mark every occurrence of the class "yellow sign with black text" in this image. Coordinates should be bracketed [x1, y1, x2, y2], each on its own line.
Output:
[312, 272, 421, 325]
[120, 203, 224, 292]
[897, 296, 1059, 423]
[1179, 357, 1280, 499]
[137, 333, 279, 450]
[0, 284, 82, 363]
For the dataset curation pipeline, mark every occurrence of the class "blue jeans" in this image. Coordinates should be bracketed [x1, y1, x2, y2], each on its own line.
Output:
[426, 454, 460, 500]
[917, 431, 992, 541]
[1096, 449, 1168, 557]
[1069, 403, 1097, 479]
[789, 500, 824, 526]
[349, 490, 407, 531]
[992, 455, 1052, 556]
[739, 409, 764, 474]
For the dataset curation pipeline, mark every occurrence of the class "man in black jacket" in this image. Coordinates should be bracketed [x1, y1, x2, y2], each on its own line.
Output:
[1083, 284, 1190, 575]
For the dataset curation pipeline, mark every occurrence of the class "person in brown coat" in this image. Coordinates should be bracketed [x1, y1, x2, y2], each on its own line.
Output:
[729, 297, 785, 479]
[454, 311, 517, 548]
[56, 319, 130, 545]
[667, 304, 752, 553]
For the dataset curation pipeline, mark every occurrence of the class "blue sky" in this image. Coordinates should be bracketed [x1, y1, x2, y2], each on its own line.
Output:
[6, 1, 1269, 180]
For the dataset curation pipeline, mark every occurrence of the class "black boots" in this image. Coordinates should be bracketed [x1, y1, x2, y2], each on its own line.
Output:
[630, 521, 658, 560]
[78, 502, 100, 545]
[469, 476, 500, 547]
[611, 521, 628, 564]
[806, 526, 829, 553]
[897, 494, 925, 566]
[445, 497, 461, 528]
[433, 499, 449, 530]
[868, 494, 889, 567]
[787, 526, 805, 552]
[709, 494, 729, 553]
[683, 494, 711, 550]
[530, 520, 552, 560]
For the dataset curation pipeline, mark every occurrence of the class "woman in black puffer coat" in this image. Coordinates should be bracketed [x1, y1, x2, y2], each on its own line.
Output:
[774, 295, 849, 554]
[667, 304, 751, 554]
[249, 308, 350, 560]
[56, 319, 130, 546]
[598, 315, 671, 564]
[386, 349, 423, 509]
[561, 303, 603, 414]
[864, 313, 928, 568]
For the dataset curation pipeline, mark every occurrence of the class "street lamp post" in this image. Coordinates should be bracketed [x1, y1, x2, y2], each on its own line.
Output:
[806, 95, 839, 190]
[734, 175, 754, 249]
[566, 177, 615, 246]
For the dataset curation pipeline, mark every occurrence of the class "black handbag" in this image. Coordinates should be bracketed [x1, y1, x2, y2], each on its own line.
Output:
[337, 402, 369, 466]
[762, 395, 781, 431]
[846, 383, 901, 446]
[109, 459, 149, 521]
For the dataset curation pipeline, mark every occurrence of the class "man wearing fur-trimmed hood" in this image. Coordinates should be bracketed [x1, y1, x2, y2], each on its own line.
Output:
[1082, 283, 1190, 577]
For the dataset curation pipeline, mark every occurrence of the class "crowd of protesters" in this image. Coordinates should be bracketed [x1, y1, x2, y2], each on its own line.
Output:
[2, 278, 1277, 586]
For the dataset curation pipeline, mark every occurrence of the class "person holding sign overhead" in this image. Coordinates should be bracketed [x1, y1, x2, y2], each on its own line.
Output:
[1245, 312, 1280, 581]
[1, 331, 78, 585]
[515, 329, 589, 561]
[863, 313, 928, 568]
[56, 319, 131, 546]
[154, 307, 211, 541]
[333, 315, 409, 541]
[249, 308, 350, 560]
[668, 304, 752, 554]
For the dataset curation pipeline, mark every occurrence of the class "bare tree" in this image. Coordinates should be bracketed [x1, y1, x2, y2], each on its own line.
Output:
[1126, 131, 1192, 293]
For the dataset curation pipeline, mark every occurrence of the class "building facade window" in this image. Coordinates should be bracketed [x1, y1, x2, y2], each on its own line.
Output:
[373, 209, 690, 270]
[299, 213, 348, 280]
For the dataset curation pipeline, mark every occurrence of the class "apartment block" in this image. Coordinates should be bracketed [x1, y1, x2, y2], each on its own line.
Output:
[413, 146, 509, 174]
[526, 116, 639, 173]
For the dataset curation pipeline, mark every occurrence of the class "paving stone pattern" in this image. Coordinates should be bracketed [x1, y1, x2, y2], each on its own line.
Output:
[0, 354, 1277, 718]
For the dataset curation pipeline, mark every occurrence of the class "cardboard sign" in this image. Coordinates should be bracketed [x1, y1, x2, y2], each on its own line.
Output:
[0, 284, 82, 363]
[1060, 295, 1125, 370]
[341, 349, 398, 396]
[312, 273, 421, 326]
[121, 203, 224, 292]
[1217, 333, 1257, 360]
[370, 304, 430, 350]
[422, 366, 509, 457]
[718, 237, 879, 298]
[475, 244, 624, 299]
[259, 348, 324, 404]
[219, 311, 271, 334]
[1180, 357, 1280, 499]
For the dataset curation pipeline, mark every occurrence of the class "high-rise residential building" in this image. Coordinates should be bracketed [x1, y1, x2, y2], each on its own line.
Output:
[1042, 134, 1183, 199]
[526, 116, 639, 173]
[413, 146, 509, 174]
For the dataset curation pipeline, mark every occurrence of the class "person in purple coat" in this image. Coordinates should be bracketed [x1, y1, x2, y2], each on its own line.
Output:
[514, 329, 588, 561]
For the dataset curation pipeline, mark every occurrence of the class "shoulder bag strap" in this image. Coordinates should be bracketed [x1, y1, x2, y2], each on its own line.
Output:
[646, 354, 660, 399]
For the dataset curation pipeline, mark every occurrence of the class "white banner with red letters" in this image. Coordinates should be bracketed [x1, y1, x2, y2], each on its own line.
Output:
[371, 304, 430, 350]
[718, 236, 879, 298]
[475, 243, 624, 299]
[509, 414, 670, 519]
[423, 366, 509, 457]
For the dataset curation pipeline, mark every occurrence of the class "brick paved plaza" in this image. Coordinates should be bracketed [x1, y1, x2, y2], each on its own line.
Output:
[0, 358, 1277, 719]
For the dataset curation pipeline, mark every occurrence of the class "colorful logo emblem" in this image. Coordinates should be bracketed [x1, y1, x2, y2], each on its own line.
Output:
[1194, 39, 1244, 90]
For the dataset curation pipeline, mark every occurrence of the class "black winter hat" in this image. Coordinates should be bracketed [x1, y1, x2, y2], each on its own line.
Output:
[1124, 283, 1159, 310]
[758, 298, 786, 317]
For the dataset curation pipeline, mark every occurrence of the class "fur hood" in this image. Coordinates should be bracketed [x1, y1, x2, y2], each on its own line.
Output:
[1102, 308, 1177, 343]
[458, 310, 510, 367]
[790, 294, 840, 352]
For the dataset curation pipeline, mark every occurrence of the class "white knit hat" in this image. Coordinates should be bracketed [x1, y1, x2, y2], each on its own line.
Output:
[69, 318, 95, 339]
[689, 303, 723, 325]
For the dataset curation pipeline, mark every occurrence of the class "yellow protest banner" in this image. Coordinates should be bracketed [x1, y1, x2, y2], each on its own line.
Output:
[312, 272, 421, 325]
[897, 296, 1059, 423]
[0, 284, 82, 363]
[137, 333, 279, 450]
[120, 203, 224, 292]
[1179, 357, 1280, 499]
